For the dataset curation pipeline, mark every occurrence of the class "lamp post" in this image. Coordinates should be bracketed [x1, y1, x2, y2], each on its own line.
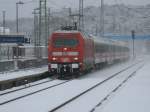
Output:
[32, 8, 40, 58]
[15, 1, 24, 70]
[2, 10, 6, 34]
[16, 1, 24, 33]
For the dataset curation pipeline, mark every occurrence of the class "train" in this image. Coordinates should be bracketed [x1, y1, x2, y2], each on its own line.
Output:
[48, 30, 130, 78]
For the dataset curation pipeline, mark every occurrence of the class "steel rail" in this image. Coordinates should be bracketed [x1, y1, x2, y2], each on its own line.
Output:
[0, 80, 72, 105]
[0, 78, 55, 96]
[90, 64, 144, 112]
[49, 61, 142, 112]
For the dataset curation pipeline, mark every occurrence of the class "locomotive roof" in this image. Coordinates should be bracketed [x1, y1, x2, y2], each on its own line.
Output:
[53, 30, 81, 34]
[52, 30, 128, 47]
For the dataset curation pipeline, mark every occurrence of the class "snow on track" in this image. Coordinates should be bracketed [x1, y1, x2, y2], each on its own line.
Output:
[0, 78, 51, 95]
[0, 79, 101, 112]
[94, 61, 150, 112]
[55, 63, 143, 112]
[0, 80, 65, 105]
[0, 59, 144, 112]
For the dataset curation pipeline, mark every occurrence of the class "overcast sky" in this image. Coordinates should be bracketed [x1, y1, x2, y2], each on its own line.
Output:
[0, 0, 150, 21]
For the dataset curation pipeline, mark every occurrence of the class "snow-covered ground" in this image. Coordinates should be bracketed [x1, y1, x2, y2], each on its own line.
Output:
[55, 62, 143, 112]
[94, 60, 150, 112]
[0, 78, 51, 95]
[0, 57, 150, 112]
[0, 66, 48, 82]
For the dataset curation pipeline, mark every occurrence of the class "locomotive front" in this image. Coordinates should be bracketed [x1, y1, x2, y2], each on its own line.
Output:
[48, 31, 83, 76]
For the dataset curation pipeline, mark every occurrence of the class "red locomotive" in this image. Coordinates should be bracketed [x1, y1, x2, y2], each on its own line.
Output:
[48, 30, 129, 77]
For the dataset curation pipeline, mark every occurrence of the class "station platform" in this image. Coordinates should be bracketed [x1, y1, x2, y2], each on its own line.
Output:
[0, 65, 48, 82]
[0, 65, 49, 90]
[0, 58, 48, 72]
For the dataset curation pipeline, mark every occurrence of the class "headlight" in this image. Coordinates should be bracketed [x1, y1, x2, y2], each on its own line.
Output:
[52, 57, 57, 60]
[63, 48, 67, 50]
[74, 57, 78, 60]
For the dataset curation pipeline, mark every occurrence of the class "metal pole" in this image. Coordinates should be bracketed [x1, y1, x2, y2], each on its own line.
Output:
[33, 9, 39, 46]
[39, 0, 42, 58]
[33, 8, 40, 58]
[16, 3, 18, 33]
[15, 1, 24, 70]
[45, 0, 48, 46]
[3, 11, 6, 34]
[48, 8, 51, 37]
[7, 46, 10, 60]
[33, 9, 36, 47]
[100, 0, 104, 37]
[132, 30, 135, 58]
[33, 9, 37, 57]
[16, 1, 24, 33]
[39, 0, 47, 58]
[133, 37, 135, 58]
[81, 0, 84, 31]
[15, 3, 19, 70]
[79, 0, 81, 31]
[44, 0, 48, 58]
[79, 0, 83, 31]
[112, 10, 116, 33]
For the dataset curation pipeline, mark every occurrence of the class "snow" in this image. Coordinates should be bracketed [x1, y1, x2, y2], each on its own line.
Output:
[0, 78, 50, 95]
[94, 60, 150, 112]
[0, 58, 150, 112]
[0, 59, 13, 63]
[0, 79, 101, 112]
[0, 59, 140, 112]
[0, 66, 48, 82]
[0, 80, 64, 104]
[54, 62, 144, 112]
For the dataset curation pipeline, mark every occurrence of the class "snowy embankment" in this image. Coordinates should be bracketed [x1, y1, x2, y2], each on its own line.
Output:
[94, 60, 150, 112]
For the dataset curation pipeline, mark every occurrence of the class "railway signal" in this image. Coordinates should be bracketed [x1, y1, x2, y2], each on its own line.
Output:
[131, 30, 135, 58]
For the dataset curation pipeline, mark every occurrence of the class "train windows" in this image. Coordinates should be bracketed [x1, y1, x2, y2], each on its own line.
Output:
[95, 43, 108, 53]
[53, 38, 79, 47]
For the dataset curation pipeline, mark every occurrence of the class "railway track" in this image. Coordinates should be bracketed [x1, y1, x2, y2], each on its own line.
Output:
[0, 71, 76, 96]
[0, 70, 49, 91]
[0, 60, 143, 109]
[89, 65, 144, 112]
[0, 78, 55, 96]
[48, 61, 143, 112]
[0, 79, 72, 106]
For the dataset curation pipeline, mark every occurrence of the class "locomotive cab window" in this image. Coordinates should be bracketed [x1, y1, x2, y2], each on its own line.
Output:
[53, 38, 79, 47]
